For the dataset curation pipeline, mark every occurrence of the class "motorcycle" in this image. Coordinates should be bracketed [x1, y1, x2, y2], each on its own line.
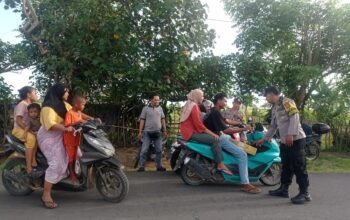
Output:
[170, 130, 282, 186]
[2, 120, 129, 203]
[244, 122, 330, 161]
[133, 135, 167, 168]
[304, 123, 330, 161]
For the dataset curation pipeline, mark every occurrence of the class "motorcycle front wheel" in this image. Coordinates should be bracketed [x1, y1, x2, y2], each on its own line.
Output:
[2, 158, 33, 196]
[96, 167, 129, 203]
[260, 163, 282, 186]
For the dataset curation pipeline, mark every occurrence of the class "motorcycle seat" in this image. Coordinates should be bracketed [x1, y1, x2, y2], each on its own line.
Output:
[306, 133, 321, 138]
[176, 135, 243, 156]
[176, 136, 201, 144]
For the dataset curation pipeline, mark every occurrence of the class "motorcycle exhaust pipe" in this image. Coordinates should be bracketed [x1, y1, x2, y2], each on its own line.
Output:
[184, 157, 211, 179]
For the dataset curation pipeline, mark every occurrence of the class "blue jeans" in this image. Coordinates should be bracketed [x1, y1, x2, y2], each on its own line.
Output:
[138, 131, 163, 168]
[219, 135, 249, 184]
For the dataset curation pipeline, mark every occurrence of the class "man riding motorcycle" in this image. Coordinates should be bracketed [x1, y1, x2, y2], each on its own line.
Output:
[203, 93, 262, 194]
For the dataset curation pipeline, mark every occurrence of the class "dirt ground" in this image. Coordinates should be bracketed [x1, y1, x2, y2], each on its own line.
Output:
[115, 146, 171, 171]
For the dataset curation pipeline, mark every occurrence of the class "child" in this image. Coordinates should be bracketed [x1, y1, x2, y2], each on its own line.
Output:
[21, 103, 42, 172]
[12, 86, 43, 178]
[22, 103, 42, 137]
[63, 95, 88, 185]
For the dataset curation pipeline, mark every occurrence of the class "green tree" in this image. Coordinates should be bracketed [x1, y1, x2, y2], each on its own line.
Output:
[309, 81, 349, 123]
[184, 54, 235, 100]
[0, 76, 13, 140]
[0, 39, 34, 74]
[2, 0, 218, 104]
[308, 80, 350, 150]
[223, 0, 350, 110]
[0, 76, 12, 102]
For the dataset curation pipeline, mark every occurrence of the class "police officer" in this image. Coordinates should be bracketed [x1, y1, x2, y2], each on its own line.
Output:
[222, 97, 247, 142]
[256, 86, 311, 205]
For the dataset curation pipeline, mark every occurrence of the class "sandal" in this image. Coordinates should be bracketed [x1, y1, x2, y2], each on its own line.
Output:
[217, 168, 233, 175]
[41, 198, 58, 209]
[240, 184, 262, 194]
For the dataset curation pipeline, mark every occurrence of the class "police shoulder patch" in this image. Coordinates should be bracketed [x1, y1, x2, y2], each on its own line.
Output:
[283, 98, 299, 116]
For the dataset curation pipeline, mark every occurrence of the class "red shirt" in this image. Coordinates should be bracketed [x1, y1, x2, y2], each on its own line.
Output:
[180, 105, 207, 140]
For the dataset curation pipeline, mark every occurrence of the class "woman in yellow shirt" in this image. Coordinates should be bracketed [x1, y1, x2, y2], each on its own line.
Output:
[37, 83, 74, 209]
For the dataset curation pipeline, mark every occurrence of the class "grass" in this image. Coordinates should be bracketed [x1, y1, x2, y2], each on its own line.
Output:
[307, 152, 350, 173]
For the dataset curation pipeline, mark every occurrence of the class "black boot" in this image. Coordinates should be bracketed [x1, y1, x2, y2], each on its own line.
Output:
[268, 184, 289, 198]
[291, 192, 312, 204]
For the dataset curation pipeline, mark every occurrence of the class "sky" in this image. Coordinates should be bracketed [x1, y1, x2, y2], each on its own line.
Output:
[0, 3, 31, 93]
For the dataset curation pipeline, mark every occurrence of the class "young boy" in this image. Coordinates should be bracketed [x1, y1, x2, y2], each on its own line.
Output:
[21, 103, 42, 177]
[63, 95, 88, 185]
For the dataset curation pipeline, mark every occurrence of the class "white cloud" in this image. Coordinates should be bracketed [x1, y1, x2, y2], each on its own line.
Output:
[2, 68, 32, 94]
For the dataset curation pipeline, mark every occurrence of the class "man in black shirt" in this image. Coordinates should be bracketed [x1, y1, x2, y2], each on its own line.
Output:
[203, 93, 261, 194]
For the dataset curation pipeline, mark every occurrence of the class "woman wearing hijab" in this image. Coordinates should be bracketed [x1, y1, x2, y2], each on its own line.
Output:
[180, 89, 232, 175]
[37, 83, 74, 209]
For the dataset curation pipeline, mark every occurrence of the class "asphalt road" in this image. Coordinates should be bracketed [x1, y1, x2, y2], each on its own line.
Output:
[0, 172, 349, 220]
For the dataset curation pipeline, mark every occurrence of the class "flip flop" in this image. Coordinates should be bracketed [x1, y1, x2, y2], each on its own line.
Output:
[240, 185, 262, 194]
[217, 168, 233, 175]
[41, 198, 58, 209]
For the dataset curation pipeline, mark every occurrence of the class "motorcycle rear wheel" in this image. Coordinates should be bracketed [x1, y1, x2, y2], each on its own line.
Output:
[305, 141, 320, 161]
[2, 158, 34, 196]
[180, 164, 205, 186]
[96, 167, 129, 203]
[180, 153, 205, 186]
[260, 163, 282, 186]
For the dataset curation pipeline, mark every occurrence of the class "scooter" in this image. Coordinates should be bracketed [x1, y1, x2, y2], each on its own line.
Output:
[2, 120, 129, 203]
[171, 130, 282, 186]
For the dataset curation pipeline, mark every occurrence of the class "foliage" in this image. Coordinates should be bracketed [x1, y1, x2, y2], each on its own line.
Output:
[0, 77, 13, 141]
[308, 80, 349, 124]
[185, 54, 235, 100]
[0, 39, 35, 74]
[307, 79, 350, 150]
[0, 0, 21, 12]
[2, 0, 221, 105]
[0, 76, 12, 101]
[223, 0, 350, 110]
